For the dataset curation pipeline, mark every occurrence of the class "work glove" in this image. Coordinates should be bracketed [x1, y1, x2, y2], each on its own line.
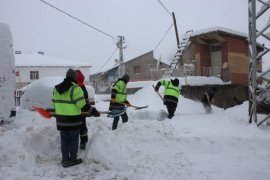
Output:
[111, 98, 116, 103]
[90, 107, 100, 117]
[89, 100, 95, 105]
[126, 102, 131, 107]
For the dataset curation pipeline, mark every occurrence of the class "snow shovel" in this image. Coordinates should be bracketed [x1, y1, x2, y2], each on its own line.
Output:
[107, 107, 128, 118]
[32, 106, 122, 119]
[118, 102, 148, 110]
[104, 100, 148, 110]
[152, 85, 164, 101]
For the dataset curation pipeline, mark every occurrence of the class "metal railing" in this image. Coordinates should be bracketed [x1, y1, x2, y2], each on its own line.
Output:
[92, 66, 230, 94]
[150, 66, 227, 80]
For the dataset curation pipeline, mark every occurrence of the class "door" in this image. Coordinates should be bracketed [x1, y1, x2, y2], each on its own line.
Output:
[210, 44, 222, 77]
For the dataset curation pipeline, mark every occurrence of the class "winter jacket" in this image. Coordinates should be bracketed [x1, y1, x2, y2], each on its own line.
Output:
[52, 77, 91, 131]
[109, 78, 129, 110]
[156, 79, 181, 105]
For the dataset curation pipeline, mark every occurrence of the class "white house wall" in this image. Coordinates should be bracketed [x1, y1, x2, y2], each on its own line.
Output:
[16, 66, 90, 89]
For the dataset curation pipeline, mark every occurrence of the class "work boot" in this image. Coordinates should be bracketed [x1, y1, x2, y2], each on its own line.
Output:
[61, 160, 70, 168]
[69, 158, 83, 166]
[61, 159, 83, 168]
[167, 114, 174, 119]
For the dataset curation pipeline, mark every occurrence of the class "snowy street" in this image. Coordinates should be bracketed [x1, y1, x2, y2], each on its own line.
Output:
[1, 81, 270, 180]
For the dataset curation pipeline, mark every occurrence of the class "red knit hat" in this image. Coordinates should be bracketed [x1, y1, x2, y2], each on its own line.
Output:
[76, 70, 85, 87]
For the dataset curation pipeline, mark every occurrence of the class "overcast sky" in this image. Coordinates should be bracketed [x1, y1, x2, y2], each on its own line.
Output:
[0, 0, 261, 73]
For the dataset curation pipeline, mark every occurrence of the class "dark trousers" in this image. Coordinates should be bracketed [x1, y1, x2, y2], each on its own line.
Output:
[80, 118, 88, 145]
[112, 112, 128, 130]
[166, 103, 177, 119]
[202, 102, 212, 114]
[60, 130, 80, 162]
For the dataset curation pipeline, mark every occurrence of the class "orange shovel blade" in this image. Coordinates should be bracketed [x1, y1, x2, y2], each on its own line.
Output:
[32, 106, 52, 119]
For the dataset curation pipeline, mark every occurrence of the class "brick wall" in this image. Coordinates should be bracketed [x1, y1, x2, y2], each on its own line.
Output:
[181, 33, 256, 85]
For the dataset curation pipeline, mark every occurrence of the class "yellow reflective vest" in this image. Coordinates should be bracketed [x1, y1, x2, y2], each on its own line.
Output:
[52, 83, 86, 115]
[112, 80, 127, 102]
[160, 80, 180, 98]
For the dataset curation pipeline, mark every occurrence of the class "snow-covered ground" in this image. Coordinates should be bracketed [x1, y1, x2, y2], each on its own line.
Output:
[1, 79, 270, 180]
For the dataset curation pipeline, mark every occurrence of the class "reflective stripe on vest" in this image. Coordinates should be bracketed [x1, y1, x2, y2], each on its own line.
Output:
[160, 80, 180, 98]
[57, 121, 82, 126]
[52, 83, 86, 116]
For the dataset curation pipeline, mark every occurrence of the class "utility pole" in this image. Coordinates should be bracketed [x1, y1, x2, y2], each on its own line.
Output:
[172, 12, 180, 48]
[116, 36, 126, 78]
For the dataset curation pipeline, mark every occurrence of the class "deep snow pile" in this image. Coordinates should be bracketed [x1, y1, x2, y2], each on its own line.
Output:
[1, 80, 270, 180]
[20, 77, 95, 110]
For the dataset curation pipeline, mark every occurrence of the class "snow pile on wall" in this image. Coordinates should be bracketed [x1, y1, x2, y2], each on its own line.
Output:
[20, 77, 95, 110]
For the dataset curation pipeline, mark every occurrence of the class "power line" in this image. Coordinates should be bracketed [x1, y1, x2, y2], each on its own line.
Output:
[98, 47, 118, 72]
[156, 0, 172, 17]
[40, 0, 115, 40]
[154, 24, 173, 50]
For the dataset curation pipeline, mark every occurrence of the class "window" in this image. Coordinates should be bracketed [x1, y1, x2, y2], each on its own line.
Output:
[211, 44, 222, 52]
[30, 71, 39, 80]
[134, 65, 141, 74]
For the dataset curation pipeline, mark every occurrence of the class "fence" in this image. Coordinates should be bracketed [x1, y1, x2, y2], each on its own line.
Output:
[150, 66, 225, 79]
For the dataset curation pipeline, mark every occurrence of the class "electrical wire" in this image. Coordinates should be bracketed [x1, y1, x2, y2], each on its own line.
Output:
[98, 47, 118, 72]
[40, 0, 115, 40]
[156, 0, 172, 17]
[154, 24, 173, 50]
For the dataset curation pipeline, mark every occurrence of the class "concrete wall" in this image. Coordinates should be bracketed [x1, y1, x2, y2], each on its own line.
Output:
[182, 84, 247, 109]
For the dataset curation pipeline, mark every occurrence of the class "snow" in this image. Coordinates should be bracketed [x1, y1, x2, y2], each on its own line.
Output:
[1, 78, 270, 180]
[15, 53, 91, 67]
[190, 26, 247, 39]
[20, 77, 95, 110]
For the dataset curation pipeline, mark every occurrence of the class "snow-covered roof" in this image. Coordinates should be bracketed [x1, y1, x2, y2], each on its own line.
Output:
[190, 26, 247, 39]
[15, 53, 92, 67]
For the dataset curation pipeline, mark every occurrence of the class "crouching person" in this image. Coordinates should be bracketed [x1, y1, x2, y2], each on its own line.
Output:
[52, 69, 100, 168]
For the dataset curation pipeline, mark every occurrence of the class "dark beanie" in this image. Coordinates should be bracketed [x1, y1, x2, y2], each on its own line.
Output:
[66, 68, 77, 81]
[122, 74, 130, 82]
[171, 78, 179, 86]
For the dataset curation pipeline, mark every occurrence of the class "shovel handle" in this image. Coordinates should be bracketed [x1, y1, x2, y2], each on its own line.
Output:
[152, 85, 164, 101]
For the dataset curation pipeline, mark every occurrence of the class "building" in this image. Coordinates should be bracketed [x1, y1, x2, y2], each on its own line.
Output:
[179, 27, 262, 85]
[15, 52, 91, 89]
[90, 51, 169, 93]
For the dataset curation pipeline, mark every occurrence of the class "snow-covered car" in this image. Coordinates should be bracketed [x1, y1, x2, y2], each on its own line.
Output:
[20, 77, 95, 110]
[0, 23, 16, 123]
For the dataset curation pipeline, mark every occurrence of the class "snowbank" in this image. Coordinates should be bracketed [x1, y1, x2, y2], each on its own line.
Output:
[1, 80, 270, 180]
